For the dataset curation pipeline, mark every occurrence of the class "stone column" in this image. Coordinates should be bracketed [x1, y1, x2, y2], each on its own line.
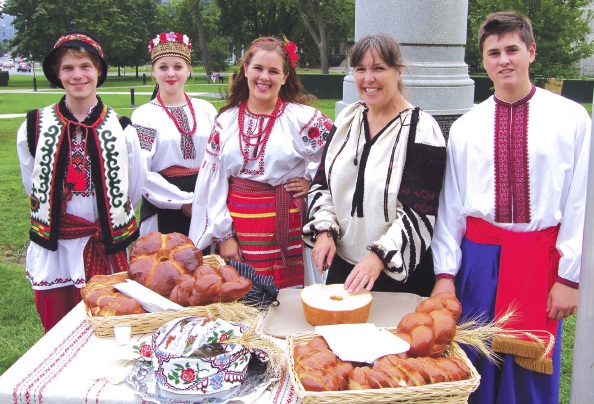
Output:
[337, 0, 474, 137]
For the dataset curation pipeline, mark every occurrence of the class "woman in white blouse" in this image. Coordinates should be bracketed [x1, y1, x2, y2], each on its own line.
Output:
[304, 33, 446, 296]
[189, 37, 332, 288]
[132, 32, 216, 237]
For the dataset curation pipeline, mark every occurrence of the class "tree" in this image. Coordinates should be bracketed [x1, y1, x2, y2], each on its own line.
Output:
[291, 0, 354, 73]
[467, 0, 594, 82]
[216, 0, 299, 47]
[188, 0, 213, 75]
[3, 0, 83, 62]
[292, 0, 329, 73]
[4, 0, 157, 74]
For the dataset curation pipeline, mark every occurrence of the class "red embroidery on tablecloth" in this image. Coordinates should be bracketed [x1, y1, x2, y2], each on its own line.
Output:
[13, 320, 93, 404]
[494, 89, 533, 223]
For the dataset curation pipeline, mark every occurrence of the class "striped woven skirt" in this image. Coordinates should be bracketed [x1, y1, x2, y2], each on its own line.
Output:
[228, 177, 305, 288]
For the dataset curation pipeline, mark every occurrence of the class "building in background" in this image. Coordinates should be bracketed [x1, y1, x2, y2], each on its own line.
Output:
[0, 14, 16, 43]
[576, 3, 594, 76]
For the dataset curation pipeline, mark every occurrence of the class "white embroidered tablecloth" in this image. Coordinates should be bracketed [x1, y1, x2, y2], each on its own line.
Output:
[0, 302, 299, 404]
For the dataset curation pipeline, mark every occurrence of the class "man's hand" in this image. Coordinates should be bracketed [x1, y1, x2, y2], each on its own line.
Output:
[547, 282, 578, 320]
[431, 278, 456, 296]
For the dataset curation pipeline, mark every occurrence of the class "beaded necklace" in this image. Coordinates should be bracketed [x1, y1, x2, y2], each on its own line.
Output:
[157, 92, 197, 136]
[238, 97, 284, 163]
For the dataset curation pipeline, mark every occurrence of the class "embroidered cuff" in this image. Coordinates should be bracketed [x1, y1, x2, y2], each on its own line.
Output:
[368, 242, 405, 274]
[313, 227, 339, 243]
[367, 244, 389, 269]
[557, 276, 579, 289]
[436, 273, 456, 281]
[218, 232, 235, 244]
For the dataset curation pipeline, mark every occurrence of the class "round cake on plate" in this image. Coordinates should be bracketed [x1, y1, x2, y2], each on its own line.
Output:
[301, 284, 373, 326]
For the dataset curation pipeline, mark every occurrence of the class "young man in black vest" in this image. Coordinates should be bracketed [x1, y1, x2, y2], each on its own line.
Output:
[16, 31, 144, 332]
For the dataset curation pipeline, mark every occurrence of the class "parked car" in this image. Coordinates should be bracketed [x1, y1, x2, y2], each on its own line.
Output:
[3, 60, 15, 68]
[17, 62, 32, 72]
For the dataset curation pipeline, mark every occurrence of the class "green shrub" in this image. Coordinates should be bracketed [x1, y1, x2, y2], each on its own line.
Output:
[0, 71, 9, 86]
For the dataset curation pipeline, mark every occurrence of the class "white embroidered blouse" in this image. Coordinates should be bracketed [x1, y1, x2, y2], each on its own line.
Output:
[131, 98, 217, 234]
[188, 102, 333, 249]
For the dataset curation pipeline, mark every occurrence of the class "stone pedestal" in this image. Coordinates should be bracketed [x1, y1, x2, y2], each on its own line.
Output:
[337, 0, 474, 137]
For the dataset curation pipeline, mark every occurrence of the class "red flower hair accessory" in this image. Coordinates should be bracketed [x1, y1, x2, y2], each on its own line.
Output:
[282, 35, 299, 67]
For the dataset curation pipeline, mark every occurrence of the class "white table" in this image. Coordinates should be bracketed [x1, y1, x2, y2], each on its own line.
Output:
[0, 302, 299, 404]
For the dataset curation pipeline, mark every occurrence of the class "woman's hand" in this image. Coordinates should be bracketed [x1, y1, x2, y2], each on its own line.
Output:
[285, 177, 311, 198]
[220, 238, 242, 262]
[181, 203, 192, 217]
[431, 278, 456, 296]
[344, 253, 384, 293]
[311, 233, 336, 274]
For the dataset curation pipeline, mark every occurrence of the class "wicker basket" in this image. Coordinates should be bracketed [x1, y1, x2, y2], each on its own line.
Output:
[287, 331, 481, 404]
[85, 255, 261, 337]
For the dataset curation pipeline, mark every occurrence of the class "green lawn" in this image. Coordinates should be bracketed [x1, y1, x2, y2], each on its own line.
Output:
[0, 76, 579, 403]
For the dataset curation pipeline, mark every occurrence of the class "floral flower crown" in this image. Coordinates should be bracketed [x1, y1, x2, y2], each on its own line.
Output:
[148, 32, 192, 64]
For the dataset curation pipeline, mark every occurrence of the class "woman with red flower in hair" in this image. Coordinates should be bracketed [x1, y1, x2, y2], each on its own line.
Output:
[304, 33, 447, 297]
[189, 36, 332, 288]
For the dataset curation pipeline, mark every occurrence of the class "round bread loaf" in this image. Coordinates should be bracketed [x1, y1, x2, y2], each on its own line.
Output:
[128, 232, 203, 296]
[300, 284, 373, 326]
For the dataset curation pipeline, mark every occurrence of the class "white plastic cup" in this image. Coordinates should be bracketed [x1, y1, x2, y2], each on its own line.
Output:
[114, 325, 132, 346]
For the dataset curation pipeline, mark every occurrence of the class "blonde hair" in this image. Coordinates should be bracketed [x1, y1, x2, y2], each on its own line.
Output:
[53, 47, 103, 76]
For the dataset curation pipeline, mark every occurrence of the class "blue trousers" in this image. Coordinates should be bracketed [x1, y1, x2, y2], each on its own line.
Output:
[456, 237, 562, 404]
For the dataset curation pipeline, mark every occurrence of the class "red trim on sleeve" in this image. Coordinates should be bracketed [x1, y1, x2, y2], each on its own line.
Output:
[557, 277, 579, 289]
[436, 273, 455, 281]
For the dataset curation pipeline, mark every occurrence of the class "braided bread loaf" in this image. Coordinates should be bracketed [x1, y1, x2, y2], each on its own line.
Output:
[81, 274, 146, 316]
[128, 232, 203, 296]
[392, 292, 462, 358]
[348, 354, 471, 389]
[168, 264, 252, 306]
[293, 336, 354, 392]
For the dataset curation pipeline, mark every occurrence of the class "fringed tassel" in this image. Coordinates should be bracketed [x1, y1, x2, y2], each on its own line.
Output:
[492, 334, 547, 359]
[514, 355, 554, 375]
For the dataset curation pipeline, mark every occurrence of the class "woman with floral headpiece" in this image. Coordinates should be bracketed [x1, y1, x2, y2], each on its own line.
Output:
[132, 32, 217, 237]
[188, 36, 332, 288]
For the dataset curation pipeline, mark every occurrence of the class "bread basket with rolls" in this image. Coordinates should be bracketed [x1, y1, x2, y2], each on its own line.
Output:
[82, 232, 262, 337]
[287, 293, 481, 403]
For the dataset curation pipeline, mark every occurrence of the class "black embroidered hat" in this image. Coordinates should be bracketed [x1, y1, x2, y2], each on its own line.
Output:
[43, 30, 108, 88]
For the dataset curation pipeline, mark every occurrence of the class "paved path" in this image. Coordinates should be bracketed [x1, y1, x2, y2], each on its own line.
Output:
[0, 90, 221, 119]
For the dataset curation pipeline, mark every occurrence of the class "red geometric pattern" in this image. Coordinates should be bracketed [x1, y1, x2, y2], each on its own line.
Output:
[133, 124, 156, 151]
[398, 186, 439, 215]
[167, 105, 196, 160]
[69, 137, 93, 196]
[494, 89, 533, 223]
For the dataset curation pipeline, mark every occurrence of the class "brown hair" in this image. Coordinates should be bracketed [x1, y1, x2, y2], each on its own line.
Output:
[53, 47, 103, 76]
[220, 36, 310, 114]
[478, 11, 535, 56]
[349, 33, 406, 93]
